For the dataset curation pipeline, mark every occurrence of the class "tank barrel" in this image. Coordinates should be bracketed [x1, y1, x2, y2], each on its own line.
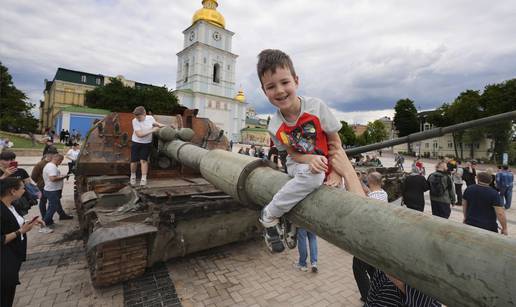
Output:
[168, 139, 516, 306]
[345, 110, 516, 156]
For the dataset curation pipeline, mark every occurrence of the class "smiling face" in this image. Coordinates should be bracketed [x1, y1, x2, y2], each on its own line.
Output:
[260, 66, 300, 116]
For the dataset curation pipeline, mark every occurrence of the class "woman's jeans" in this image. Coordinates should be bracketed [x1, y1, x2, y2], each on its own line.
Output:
[297, 228, 317, 266]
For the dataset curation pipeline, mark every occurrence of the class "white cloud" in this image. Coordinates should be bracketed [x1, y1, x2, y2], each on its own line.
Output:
[1, 0, 516, 123]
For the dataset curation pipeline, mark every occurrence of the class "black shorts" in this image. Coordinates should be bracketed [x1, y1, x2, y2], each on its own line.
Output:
[131, 142, 151, 162]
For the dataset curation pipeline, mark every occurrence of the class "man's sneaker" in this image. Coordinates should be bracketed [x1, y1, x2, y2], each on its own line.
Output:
[311, 263, 318, 273]
[130, 177, 136, 185]
[59, 214, 73, 220]
[140, 179, 147, 187]
[38, 226, 54, 234]
[293, 263, 308, 272]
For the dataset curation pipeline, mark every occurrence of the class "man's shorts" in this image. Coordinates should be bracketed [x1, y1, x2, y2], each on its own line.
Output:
[131, 142, 151, 162]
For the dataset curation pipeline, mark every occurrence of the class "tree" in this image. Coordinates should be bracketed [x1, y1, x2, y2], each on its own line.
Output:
[480, 79, 516, 163]
[393, 98, 419, 152]
[338, 120, 356, 147]
[85, 78, 179, 114]
[0, 62, 38, 132]
[363, 120, 387, 144]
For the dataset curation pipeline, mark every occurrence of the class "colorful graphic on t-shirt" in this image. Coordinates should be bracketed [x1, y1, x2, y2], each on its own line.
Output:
[275, 113, 328, 157]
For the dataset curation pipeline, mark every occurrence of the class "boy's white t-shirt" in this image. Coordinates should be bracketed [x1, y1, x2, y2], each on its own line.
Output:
[132, 116, 156, 144]
[43, 162, 63, 191]
[267, 96, 341, 154]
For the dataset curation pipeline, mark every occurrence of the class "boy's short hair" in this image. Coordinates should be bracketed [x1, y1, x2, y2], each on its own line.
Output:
[257, 49, 297, 84]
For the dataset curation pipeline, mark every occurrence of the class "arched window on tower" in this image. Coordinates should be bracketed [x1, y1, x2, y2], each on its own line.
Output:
[184, 63, 189, 83]
[213, 63, 220, 83]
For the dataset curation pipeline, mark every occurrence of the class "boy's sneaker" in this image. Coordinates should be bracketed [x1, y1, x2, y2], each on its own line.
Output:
[38, 226, 54, 234]
[140, 179, 147, 187]
[260, 209, 284, 253]
[311, 263, 318, 273]
[130, 177, 136, 186]
[293, 263, 308, 272]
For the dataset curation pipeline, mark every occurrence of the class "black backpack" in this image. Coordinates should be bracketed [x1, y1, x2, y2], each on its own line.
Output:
[429, 173, 446, 197]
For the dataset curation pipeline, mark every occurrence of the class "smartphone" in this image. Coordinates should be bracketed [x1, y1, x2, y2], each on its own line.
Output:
[9, 161, 18, 168]
[29, 216, 39, 223]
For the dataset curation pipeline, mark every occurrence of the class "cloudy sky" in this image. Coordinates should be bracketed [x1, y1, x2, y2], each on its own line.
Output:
[2, 0, 516, 124]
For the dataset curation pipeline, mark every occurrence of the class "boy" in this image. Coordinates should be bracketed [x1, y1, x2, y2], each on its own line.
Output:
[130, 106, 165, 186]
[257, 49, 362, 252]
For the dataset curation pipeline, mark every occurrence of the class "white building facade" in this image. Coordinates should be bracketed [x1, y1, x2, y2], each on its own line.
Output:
[174, 0, 246, 142]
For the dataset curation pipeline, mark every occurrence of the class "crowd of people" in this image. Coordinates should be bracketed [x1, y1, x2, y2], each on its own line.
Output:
[1, 142, 77, 306]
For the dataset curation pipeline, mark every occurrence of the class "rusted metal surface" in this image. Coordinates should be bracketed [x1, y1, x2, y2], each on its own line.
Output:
[75, 109, 259, 288]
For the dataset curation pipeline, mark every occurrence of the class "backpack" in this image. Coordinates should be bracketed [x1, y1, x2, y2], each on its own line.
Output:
[429, 173, 446, 197]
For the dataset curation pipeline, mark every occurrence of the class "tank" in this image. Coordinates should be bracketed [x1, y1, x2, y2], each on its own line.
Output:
[74, 109, 261, 287]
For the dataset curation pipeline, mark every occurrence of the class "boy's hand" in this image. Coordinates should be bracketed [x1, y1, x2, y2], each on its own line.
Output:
[325, 170, 342, 187]
[307, 155, 328, 173]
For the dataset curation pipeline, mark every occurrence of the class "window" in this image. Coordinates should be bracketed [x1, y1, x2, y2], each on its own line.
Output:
[448, 142, 453, 148]
[203, 57, 207, 64]
[216, 101, 220, 109]
[213, 63, 220, 83]
[96, 78, 101, 85]
[227, 65, 230, 70]
[81, 75, 87, 83]
[184, 63, 189, 82]
[425, 143, 429, 148]
[475, 143, 480, 149]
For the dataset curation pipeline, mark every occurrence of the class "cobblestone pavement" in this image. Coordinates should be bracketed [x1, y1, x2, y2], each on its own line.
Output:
[12, 157, 515, 307]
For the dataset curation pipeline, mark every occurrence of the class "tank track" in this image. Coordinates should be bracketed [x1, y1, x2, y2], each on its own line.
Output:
[88, 235, 148, 287]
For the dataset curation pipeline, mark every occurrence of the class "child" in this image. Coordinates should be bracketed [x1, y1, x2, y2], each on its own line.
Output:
[257, 49, 361, 252]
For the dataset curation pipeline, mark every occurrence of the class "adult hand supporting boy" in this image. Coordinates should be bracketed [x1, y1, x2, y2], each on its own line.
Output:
[328, 140, 365, 197]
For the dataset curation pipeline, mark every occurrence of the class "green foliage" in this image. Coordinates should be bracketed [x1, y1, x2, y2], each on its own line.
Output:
[338, 120, 356, 146]
[85, 78, 179, 114]
[393, 99, 419, 137]
[0, 62, 38, 132]
[362, 120, 387, 144]
[428, 79, 516, 162]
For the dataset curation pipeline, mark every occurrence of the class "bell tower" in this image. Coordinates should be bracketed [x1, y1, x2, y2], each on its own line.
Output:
[174, 0, 246, 142]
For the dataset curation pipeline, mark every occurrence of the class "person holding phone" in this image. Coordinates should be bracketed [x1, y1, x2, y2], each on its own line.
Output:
[40, 154, 73, 233]
[1, 177, 44, 307]
[0, 151, 30, 183]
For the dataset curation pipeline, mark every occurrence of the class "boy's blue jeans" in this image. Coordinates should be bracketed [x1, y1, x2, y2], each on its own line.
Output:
[43, 190, 66, 225]
[297, 228, 317, 267]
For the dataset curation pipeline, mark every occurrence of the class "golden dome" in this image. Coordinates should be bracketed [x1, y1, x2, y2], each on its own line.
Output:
[235, 89, 246, 103]
[192, 0, 225, 29]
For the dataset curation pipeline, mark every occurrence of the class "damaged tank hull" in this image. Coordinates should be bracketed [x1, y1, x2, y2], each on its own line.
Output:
[74, 111, 261, 287]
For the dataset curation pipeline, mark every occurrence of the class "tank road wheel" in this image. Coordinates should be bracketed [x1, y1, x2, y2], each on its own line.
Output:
[88, 235, 149, 287]
[280, 217, 297, 249]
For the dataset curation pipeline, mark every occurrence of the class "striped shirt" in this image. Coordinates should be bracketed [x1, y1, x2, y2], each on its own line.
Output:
[368, 189, 388, 203]
[366, 270, 441, 307]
